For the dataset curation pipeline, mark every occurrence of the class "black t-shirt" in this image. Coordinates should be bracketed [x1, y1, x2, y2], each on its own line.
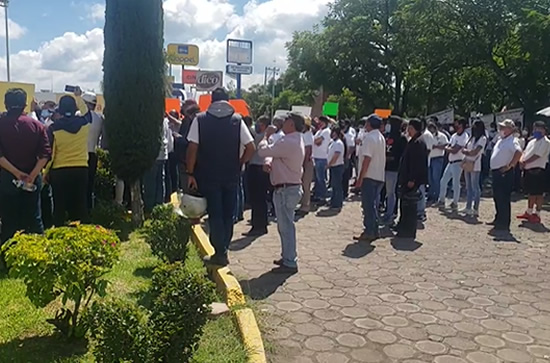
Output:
[385, 133, 408, 172]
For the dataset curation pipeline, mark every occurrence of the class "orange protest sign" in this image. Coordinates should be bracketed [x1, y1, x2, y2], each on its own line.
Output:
[165, 98, 180, 113]
[374, 109, 392, 118]
[197, 95, 250, 117]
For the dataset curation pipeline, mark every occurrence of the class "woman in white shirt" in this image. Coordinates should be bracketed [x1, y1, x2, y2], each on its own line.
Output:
[328, 126, 347, 209]
[461, 121, 487, 216]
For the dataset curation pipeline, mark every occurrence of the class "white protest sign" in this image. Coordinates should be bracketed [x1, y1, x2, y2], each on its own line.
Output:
[291, 106, 312, 117]
[427, 108, 454, 124]
[495, 108, 524, 128]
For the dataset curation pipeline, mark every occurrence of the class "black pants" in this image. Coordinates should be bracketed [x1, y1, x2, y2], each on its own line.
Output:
[87, 152, 98, 209]
[247, 165, 270, 231]
[342, 159, 352, 198]
[397, 189, 420, 238]
[41, 183, 54, 229]
[492, 169, 514, 229]
[165, 152, 179, 202]
[50, 167, 89, 226]
[0, 172, 44, 244]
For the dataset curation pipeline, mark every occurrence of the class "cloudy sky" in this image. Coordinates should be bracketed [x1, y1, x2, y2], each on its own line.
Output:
[2, 0, 332, 92]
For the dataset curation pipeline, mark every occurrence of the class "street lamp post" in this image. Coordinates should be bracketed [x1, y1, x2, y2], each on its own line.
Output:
[0, 0, 10, 82]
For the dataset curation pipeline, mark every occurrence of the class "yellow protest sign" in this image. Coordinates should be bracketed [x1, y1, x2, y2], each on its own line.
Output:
[0, 82, 36, 113]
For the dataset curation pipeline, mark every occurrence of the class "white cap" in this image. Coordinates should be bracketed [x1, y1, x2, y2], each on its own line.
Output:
[82, 92, 97, 104]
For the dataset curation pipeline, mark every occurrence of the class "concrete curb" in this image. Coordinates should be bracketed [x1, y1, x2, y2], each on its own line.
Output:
[172, 194, 266, 363]
[190, 225, 267, 363]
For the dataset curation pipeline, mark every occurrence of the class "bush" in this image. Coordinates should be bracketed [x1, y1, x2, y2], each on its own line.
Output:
[94, 149, 117, 203]
[86, 299, 151, 363]
[90, 199, 130, 232]
[2, 224, 120, 337]
[144, 204, 191, 263]
[148, 262, 216, 362]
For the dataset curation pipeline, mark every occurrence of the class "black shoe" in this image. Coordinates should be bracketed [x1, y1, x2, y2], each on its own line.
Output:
[353, 232, 378, 242]
[486, 220, 497, 226]
[273, 259, 283, 266]
[396, 233, 416, 239]
[242, 228, 267, 237]
[203, 254, 229, 267]
[271, 265, 298, 274]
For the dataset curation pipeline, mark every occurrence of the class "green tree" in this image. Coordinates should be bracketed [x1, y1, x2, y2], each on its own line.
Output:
[104, 0, 166, 224]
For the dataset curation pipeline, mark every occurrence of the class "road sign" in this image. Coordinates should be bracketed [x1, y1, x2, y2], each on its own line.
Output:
[227, 39, 253, 64]
[196, 71, 223, 92]
[182, 69, 198, 84]
[226, 64, 253, 75]
[167, 43, 199, 66]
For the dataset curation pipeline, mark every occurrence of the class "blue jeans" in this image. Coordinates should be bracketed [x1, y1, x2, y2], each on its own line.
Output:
[273, 185, 303, 268]
[492, 169, 513, 229]
[428, 157, 444, 201]
[417, 185, 427, 217]
[201, 182, 238, 257]
[329, 165, 345, 208]
[465, 171, 481, 211]
[439, 162, 463, 205]
[143, 160, 166, 213]
[383, 171, 398, 222]
[361, 178, 384, 237]
[313, 158, 327, 200]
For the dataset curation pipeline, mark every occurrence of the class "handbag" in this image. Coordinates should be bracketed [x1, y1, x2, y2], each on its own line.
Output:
[460, 136, 479, 173]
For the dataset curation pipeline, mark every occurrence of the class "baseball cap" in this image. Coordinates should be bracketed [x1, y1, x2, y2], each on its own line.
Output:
[498, 119, 515, 129]
[82, 92, 97, 104]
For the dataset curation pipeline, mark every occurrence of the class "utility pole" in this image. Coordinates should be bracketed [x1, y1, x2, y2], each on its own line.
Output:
[0, 0, 10, 82]
[265, 65, 280, 118]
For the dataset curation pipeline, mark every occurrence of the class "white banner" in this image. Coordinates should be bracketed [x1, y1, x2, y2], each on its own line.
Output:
[291, 106, 312, 117]
[427, 108, 454, 125]
[495, 108, 524, 128]
[479, 113, 495, 128]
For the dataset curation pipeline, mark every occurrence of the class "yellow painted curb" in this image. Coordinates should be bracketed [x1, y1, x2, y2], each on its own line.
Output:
[172, 193, 267, 363]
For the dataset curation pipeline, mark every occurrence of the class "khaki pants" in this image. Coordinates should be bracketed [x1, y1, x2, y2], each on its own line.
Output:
[300, 159, 314, 211]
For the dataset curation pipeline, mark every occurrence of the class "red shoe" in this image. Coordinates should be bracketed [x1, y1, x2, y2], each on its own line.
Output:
[529, 214, 541, 224]
[517, 212, 531, 220]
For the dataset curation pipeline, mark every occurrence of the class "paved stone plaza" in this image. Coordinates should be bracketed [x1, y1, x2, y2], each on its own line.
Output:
[230, 197, 550, 363]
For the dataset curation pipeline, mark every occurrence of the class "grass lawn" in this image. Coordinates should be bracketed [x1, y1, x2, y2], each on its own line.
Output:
[0, 233, 248, 363]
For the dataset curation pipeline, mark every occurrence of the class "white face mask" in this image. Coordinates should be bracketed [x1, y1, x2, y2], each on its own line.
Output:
[522, 130, 528, 137]
[449, 127, 455, 133]
[385, 124, 391, 134]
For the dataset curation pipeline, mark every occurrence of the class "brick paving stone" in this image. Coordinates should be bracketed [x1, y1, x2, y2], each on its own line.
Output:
[229, 199, 550, 362]
[415, 340, 448, 354]
[466, 351, 500, 363]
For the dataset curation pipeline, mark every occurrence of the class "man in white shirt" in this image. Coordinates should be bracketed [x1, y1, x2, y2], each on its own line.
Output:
[417, 120, 435, 221]
[312, 116, 332, 202]
[298, 118, 315, 215]
[488, 119, 523, 232]
[186, 88, 255, 266]
[517, 121, 550, 224]
[437, 118, 469, 211]
[81, 92, 104, 209]
[343, 120, 356, 198]
[354, 115, 386, 242]
[427, 122, 449, 203]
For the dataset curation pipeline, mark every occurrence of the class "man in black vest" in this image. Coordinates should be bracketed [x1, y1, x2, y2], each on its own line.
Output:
[186, 88, 255, 266]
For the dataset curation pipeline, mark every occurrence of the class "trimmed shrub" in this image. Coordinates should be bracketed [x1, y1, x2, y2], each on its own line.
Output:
[148, 262, 216, 362]
[86, 299, 151, 363]
[90, 199, 130, 232]
[94, 149, 117, 202]
[2, 224, 120, 337]
[144, 204, 191, 263]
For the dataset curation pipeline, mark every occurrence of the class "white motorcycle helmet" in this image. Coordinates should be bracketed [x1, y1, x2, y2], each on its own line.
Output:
[176, 192, 207, 219]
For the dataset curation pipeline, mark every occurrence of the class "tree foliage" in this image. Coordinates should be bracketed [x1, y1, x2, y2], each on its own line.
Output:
[283, 0, 550, 118]
[103, 0, 166, 182]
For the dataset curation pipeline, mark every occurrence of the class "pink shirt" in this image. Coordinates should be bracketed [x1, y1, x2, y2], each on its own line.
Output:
[258, 132, 305, 186]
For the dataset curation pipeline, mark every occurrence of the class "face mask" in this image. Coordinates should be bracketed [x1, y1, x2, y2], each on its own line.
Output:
[449, 127, 455, 133]
[41, 109, 53, 119]
[385, 124, 391, 134]
[522, 130, 528, 137]
[533, 131, 543, 140]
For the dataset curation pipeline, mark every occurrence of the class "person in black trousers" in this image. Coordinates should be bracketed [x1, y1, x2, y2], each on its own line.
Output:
[395, 119, 428, 239]
[243, 116, 272, 236]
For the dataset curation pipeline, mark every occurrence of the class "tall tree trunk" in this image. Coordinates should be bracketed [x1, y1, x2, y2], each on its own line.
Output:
[401, 79, 410, 116]
[130, 180, 144, 226]
[394, 72, 402, 114]
[427, 73, 435, 114]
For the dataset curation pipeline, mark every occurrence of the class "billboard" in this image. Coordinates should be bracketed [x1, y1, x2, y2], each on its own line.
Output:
[195, 71, 223, 92]
[182, 69, 198, 84]
[227, 39, 253, 64]
[427, 108, 455, 125]
[167, 44, 199, 66]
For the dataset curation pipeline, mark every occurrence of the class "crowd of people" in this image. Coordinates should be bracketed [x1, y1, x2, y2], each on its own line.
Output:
[1, 85, 549, 276]
[183, 89, 550, 274]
